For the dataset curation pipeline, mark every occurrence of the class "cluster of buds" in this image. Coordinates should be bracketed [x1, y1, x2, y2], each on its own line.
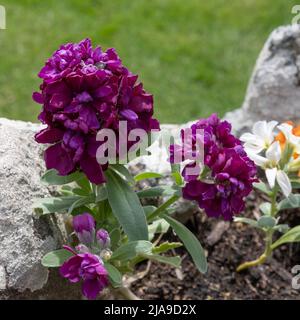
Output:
[73, 212, 111, 256]
[241, 121, 300, 197]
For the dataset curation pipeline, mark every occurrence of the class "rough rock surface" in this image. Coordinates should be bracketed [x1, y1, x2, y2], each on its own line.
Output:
[0, 118, 81, 299]
[224, 24, 300, 133]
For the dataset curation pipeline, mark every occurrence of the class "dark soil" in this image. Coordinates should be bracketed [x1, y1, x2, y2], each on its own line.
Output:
[131, 190, 300, 300]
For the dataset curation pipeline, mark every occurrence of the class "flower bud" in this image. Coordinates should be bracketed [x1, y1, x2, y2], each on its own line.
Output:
[75, 244, 90, 253]
[100, 249, 112, 261]
[96, 229, 110, 249]
[72, 213, 96, 244]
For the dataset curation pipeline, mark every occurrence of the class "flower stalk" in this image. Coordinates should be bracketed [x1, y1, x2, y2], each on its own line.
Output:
[237, 187, 279, 272]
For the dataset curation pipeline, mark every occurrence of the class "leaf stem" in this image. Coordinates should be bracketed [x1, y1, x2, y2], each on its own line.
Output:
[147, 195, 179, 222]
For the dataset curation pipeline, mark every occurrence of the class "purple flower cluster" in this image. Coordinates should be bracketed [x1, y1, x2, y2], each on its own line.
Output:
[34, 38, 159, 184]
[60, 213, 111, 299]
[61, 246, 108, 300]
[170, 114, 257, 220]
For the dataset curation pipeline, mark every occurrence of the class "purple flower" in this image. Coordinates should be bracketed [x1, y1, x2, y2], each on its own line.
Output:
[170, 114, 257, 220]
[96, 229, 110, 249]
[33, 38, 160, 184]
[60, 246, 108, 300]
[73, 213, 96, 244]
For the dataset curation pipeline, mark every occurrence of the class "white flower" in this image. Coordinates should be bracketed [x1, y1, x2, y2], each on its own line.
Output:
[240, 120, 278, 154]
[247, 141, 292, 197]
[277, 123, 300, 154]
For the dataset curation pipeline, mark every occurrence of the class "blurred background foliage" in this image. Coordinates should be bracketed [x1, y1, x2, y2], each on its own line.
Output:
[0, 0, 295, 123]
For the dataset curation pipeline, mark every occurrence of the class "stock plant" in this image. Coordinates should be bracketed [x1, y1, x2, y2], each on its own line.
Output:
[236, 121, 300, 271]
[33, 38, 297, 300]
[33, 39, 212, 299]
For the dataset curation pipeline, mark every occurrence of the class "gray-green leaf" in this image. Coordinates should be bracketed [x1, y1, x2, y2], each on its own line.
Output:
[110, 240, 153, 262]
[105, 169, 148, 241]
[271, 226, 300, 250]
[41, 249, 73, 267]
[257, 216, 277, 229]
[33, 195, 82, 215]
[134, 172, 163, 182]
[41, 169, 84, 186]
[104, 262, 122, 288]
[278, 194, 300, 210]
[142, 254, 181, 268]
[161, 214, 207, 273]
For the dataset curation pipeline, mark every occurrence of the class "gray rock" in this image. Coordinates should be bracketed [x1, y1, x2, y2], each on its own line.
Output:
[0, 118, 80, 299]
[224, 24, 300, 134]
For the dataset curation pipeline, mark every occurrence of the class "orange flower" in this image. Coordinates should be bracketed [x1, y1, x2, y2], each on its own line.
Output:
[275, 121, 300, 177]
[275, 121, 300, 158]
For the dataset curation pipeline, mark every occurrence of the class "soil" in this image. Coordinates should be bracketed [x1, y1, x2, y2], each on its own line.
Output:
[131, 190, 300, 300]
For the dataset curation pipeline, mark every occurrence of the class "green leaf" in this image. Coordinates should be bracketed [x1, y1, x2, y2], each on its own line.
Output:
[253, 181, 272, 195]
[72, 187, 90, 196]
[134, 172, 163, 182]
[33, 195, 82, 215]
[171, 163, 184, 186]
[76, 176, 92, 193]
[234, 217, 259, 228]
[172, 171, 184, 186]
[105, 169, 148, 241]
[71, 206, 94, 216]
[257, 216, 277, 229]
[291, 179, 300, 189]
[278, 194, 300, 210]
[110, 240, 153, 261]
[110, 228, 122, 251]
[41, 249, 73, 267]
[148, 219, 170, 241]
[271, 226, 300, 250]
[273, 224, 290, 233]
[41, 169, 84, 186]
[152, 241, 182, 254]
[142, 254, 181, 268]
[95, 185, 108, 202]
[104, 262, 122, 288]
[67, 195, 95, 215]
[109, 164, 135, 184]
[259, 202, 271, 216]
[161, 214, 207, 273]
[143, 206, 157, 218]
[137, 185, 179, 198]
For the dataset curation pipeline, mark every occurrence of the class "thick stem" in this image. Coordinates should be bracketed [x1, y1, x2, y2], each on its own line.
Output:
[237, 187, 279, 272]
[236, 253, 267, 272]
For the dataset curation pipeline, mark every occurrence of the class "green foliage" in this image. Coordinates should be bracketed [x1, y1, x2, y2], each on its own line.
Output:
[134, 172, 163, 182]
[278, 194, 300, 210]
[104, 262, 123, 288]
[162, 214, 207, 273]
[41, 249, 73, 267]
[105, 169, 148, 241]
[271, 226, 300, 250]
[41, 169, 85, 186]
[110, 240, 153, 261]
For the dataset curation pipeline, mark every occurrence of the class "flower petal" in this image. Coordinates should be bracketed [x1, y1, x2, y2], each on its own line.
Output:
[276, 170, 292, 197]
[82, 279, 103, 300]
[266, 141, 281, 163]
[265, 168, 277, 189]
